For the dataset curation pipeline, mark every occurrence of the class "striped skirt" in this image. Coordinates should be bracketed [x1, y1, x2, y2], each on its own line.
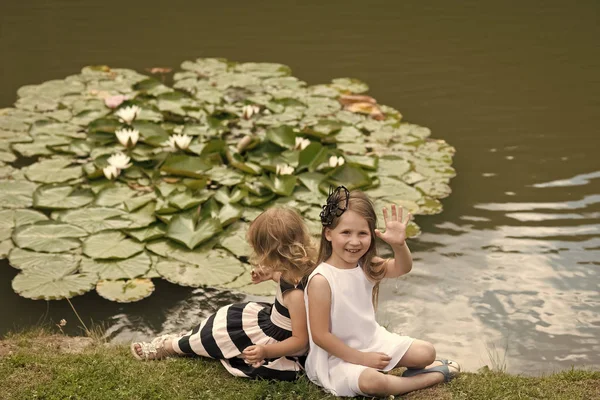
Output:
[171, 301, 304, 381]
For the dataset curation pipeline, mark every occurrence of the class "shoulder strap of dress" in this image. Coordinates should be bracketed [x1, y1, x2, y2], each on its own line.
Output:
[279, 278, 296, 294]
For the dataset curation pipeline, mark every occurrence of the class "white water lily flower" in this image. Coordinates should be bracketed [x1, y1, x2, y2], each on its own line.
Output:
[165, 133, 192, 150]
[103, 165, 120, 180]
[115, 105, 141, 125]
[275, 164, 295, 176]
[328, 156, 345, 168]
[107, 152, 132, 170]
[242, 105, 261, 120]
[294, 137, 311, 150]
[115, 128, 139, 148]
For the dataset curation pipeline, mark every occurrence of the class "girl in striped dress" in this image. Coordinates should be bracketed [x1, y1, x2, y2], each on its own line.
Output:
[131, 207, 316, 381]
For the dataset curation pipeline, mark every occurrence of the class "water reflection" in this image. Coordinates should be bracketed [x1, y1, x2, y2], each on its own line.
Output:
[377, 169, 600, 374]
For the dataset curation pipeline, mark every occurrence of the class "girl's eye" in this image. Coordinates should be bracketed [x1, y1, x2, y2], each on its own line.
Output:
[341, 231, 350, 235]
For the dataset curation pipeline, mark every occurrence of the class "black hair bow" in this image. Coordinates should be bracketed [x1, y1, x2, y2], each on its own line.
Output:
[319, 186, 349, 226]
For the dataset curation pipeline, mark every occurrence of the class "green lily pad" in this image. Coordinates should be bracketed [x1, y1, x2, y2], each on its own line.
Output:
[12, 221, 88, 253]
[0, 180, 38, 209]
[0, 240, 14, 259]
[80, 252, 151, 280]
[161, 154, 211, 178]
[125, 223, 166, 242]
[221, 267, 277, 296]
[0, 209, 48, 241]
[146, 238, 218, 266]
[24, 158, 83, 184]
[12, 265, 98, 300]
[326, 164, 372, 191]
[83, 231, 145, 259]
[266, 126, 296, 149]
[33, 185, 94, 210]
[218, 221, 251, 258]
[96, 278, 155, 303]
[331, 78, 369, 93]
[166, 213, 222, 250]
[53, 207, 132, 233]
[8, 247, 81, 271]
[156, 249, 244, 287]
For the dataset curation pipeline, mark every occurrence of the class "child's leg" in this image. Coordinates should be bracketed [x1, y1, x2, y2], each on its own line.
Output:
[131, 334, 179, 361]
[394, 339, 436, 368]
[358, 363, 453, 397]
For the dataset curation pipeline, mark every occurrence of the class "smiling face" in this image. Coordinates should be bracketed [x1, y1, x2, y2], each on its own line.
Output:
[325, 209, 372, 269]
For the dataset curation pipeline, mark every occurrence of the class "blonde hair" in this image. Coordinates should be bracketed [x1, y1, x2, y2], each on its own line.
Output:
[317, 190, 386, 306]
[247, 207, 317, 285]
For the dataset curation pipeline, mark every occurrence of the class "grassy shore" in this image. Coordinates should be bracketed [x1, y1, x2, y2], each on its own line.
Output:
[0, 329, 598, 400]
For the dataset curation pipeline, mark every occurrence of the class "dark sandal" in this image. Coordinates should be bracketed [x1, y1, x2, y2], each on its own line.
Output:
[401, 359, 460, 382]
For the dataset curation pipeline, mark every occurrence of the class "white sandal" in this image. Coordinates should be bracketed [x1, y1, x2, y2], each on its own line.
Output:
[130, 334, 178, 361]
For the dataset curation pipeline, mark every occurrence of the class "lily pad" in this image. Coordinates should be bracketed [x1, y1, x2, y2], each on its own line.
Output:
[156, 249, 244, 287]
[166, 213, 222, 249]
[8, 247, 81, 271]
[12, 221, 88, 253]
[96, 278, 155, 303]
[33, 185, 94, 210]
[82, 231, 145, 259]
[12, 265, 97, 300]
[221, 267, 277, 296]
[0, 209, 48, 241]
[80, 252, 151, 280]
[0, 180, 38, 209]
[218, 221, 252, 258]
[53, 207, 132, 233]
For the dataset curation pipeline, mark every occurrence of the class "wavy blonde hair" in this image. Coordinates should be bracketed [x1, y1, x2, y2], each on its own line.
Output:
[317, 190, 386, 306]
[247, 207, 317, 285]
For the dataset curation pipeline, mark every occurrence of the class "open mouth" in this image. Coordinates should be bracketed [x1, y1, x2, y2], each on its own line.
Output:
[346, 249, 361, 254]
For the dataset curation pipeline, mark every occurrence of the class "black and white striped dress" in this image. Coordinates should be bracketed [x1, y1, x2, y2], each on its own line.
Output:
[171, 279, 306, 381]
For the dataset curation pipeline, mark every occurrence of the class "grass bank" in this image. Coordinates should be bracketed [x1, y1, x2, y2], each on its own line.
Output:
[0, 329, 598, 400]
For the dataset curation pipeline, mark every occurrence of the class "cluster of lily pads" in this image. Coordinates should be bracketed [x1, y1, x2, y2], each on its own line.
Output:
[0, 58, 455, 303]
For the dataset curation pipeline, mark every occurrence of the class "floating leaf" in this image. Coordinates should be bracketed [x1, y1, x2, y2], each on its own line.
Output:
[32, 185, 92, 210]
[0, 239, 14, 259]
[218, 222, 251, 258]
[0, 180, 38, 209]
[161, 154, 211, 178]
[125, 223, 166, 242]
[83, 231, 145, 259]
[156, 249, 244, 287]
[12, 221, 88, 253]
[0, 209, 48, 241]
[80, 252, 151, 280]
[8, 248, 81, 271]
[54, 207, 132, 233]
[96, 278, 155, 303]
[166, 213, 222, 249]
[94, 185, 139, 207]
[12, 265, 97, 300]
[221, 267, 277, 296]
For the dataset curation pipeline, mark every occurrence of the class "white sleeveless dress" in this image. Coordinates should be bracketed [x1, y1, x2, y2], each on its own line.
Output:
[304, 262, 414, 397]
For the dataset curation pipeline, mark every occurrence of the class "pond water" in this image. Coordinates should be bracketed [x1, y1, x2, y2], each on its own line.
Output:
[1, 0, 599, 375]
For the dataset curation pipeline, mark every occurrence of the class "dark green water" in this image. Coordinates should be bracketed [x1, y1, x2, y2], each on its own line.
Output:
[1, 0, 599, 375]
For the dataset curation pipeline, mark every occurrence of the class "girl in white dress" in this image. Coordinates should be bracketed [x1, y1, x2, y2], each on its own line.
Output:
[305, 187, 460, 397]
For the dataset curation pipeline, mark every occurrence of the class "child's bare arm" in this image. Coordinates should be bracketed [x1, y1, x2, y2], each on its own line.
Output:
[307, 275, 391, 370]
[374, 204, 413, 278]
[242, 288, 307, 364]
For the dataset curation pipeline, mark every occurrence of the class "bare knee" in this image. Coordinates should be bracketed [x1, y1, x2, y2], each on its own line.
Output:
[398, 340, 436, 368]
[419, 341, 436, 365]
[358, 369, 388, 396]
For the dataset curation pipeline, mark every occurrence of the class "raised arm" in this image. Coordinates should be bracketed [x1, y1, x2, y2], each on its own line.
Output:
[374, 204, 413, 278]
[242, 288, 308, 365]
[307, 275, 391, 369]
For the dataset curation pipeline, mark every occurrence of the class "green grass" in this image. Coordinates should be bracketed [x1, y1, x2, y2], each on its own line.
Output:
[0, 330, 598, 400]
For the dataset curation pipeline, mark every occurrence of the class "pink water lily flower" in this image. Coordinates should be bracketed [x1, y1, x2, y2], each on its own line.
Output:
[104, 95, 128, 109]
